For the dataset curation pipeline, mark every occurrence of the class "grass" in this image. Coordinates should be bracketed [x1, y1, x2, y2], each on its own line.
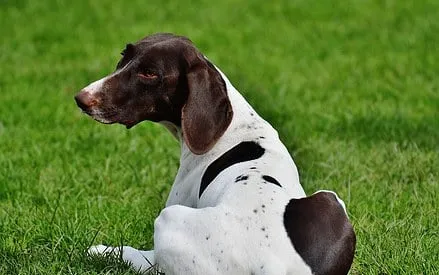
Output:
[1, 0, 438, 274]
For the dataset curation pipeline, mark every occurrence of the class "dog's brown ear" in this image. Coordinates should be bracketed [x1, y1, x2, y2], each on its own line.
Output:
[182, 60, 233, 155]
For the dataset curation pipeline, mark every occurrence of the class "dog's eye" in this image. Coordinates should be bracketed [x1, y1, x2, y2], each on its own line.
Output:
[137, 72, 158, 80]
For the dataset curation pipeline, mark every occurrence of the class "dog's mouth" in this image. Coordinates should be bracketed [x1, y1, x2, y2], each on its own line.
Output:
[80, 108, 137, 129]
[122, 119, 137, 129]
[74, 92, 140, 129]
[80, 108, 118, 124]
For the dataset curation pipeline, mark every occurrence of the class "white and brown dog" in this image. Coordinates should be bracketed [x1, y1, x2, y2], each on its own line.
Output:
[75, 33, 355, 275]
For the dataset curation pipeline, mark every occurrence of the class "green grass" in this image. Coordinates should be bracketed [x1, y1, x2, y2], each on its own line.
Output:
[1, 0, 438, 274]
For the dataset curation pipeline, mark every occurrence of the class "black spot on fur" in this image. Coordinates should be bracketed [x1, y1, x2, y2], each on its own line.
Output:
[262, 175, 281, 187]
[235, 175, 249, 182]
[199, 141, 265, 197]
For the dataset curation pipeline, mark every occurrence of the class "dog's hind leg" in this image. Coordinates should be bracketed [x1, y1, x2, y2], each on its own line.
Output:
[88, 244, 156, 273]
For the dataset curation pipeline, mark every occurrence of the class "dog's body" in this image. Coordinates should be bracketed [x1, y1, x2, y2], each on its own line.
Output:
[75, 33, 355, 275]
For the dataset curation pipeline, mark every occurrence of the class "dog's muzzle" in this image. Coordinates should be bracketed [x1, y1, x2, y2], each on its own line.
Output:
[75, 91, 98, 111]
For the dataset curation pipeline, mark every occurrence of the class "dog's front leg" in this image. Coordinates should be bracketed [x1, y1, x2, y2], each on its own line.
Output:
[88, 244, 156, 273]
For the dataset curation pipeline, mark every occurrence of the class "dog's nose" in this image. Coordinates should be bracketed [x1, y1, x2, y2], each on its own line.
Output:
[75, 91, 98, 110]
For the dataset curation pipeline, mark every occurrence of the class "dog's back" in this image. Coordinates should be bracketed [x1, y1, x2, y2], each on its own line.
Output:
[76, 33, 356, 275]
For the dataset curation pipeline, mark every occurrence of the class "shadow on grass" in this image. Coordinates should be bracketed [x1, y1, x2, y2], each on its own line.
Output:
[84, 254, 141, 275]
[86, 252, 165, 275]
[234, 74, 439, 194]
[0, 245, 143, 275]
[331, 113, 439, 151]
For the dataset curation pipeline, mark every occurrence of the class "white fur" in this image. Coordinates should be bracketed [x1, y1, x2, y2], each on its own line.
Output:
[88, 67, 315, 274]
[82, 76, 107, 95]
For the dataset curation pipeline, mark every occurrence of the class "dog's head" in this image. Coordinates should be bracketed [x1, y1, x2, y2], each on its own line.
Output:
[75, 33, 233, 154]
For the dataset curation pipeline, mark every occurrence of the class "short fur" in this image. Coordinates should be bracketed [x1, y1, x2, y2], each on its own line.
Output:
[75, 33, 355, 275]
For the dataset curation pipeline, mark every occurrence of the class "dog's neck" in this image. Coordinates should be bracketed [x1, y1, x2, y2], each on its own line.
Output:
[160, 68, 299, 207]
[162, 68, 277, 163]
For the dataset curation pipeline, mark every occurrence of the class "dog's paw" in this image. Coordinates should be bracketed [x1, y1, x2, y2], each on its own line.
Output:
[87, 244, 116, 256]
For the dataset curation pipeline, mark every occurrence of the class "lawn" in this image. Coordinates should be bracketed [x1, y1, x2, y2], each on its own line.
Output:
[1, 0, 438, 274]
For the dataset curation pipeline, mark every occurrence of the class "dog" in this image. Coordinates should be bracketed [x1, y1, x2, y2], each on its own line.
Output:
[75, 33, 355, 275]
